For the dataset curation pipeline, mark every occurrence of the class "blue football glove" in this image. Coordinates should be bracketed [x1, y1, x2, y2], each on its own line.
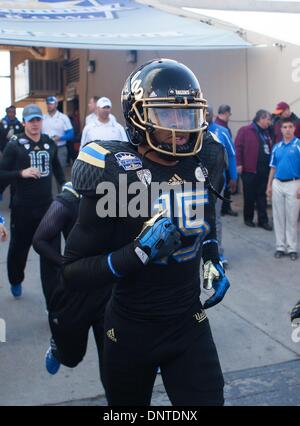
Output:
[203, 261, 230, 309]
[134, 211, 182, 265]
[291, 300, 300, 323]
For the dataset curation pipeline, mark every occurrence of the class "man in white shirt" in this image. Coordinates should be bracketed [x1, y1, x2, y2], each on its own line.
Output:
[42, 96, 74, 170]
[85, 96, 117, 126]
[80, 97, 128, 150]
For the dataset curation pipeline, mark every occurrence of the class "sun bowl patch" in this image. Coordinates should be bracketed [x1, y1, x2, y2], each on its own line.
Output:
[115, 152, 142, 171]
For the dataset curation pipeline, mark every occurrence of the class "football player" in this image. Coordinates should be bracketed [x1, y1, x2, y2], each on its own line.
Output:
[49, 59, 230, 405]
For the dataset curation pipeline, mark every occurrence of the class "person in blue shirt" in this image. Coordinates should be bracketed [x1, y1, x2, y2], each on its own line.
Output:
[207, 107, 238, 267]
[267, 117, 300, 260]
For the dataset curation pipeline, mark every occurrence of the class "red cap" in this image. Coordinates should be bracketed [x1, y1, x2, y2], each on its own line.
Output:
[273, 101, 289, 115]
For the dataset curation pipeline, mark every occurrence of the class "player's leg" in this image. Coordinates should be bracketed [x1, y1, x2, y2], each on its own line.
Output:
[161, 318, 224, 406]
[47, 286, 92, 368]
[92, 314, 106, 391]
[7, 206, 33, 293]
[102, 304, 157, 406]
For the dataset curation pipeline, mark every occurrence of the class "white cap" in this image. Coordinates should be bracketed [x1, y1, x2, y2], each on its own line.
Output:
[97, 97, 112, 108]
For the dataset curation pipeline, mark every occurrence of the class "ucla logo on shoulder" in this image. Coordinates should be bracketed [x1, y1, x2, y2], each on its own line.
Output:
[137, 169, 152, 186]
[0, 1, 134, 21]
[18, 138, 29, 145]
[115, 152, 143, 172]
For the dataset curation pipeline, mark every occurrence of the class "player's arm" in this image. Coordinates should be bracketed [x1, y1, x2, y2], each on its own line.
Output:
[33, 200, 69, 266]
[51, 144, 66, 186]
[198, 132, 225, 193]
[62, 195, 180, 290]
[0, 141, 21, 182]
[201, 154, 230, 309]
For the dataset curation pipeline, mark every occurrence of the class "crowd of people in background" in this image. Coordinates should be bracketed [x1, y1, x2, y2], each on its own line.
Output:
[1, 97, 300, 269]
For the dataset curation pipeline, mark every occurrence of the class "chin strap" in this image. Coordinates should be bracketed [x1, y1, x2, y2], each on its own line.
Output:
[197, 162, 231, 203]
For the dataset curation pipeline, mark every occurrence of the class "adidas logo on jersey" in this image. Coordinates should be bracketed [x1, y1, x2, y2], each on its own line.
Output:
[168, 174, 185, 185]
[106, 328, 117, 343]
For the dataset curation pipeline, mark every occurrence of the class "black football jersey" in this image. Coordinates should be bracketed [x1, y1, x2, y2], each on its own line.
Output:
[64, 134, 224, 320]
[0, 133, 65, 206]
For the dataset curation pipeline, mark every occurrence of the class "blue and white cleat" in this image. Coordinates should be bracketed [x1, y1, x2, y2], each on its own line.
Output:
[45, 346, 61, 375]
[10, 283, 22, 298]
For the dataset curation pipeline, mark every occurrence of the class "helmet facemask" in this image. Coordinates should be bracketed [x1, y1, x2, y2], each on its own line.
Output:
[129, 95, 208, 157]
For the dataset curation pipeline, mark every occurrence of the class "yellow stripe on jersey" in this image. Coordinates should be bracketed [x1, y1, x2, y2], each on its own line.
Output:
[77, 143, 111, 168]
[77, 150, 105, 168]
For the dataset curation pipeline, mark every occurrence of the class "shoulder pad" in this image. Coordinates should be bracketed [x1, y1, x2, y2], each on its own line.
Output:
[62, 181, 80, 198]
[72, 142, 111, 194]
[18, 137, 29, 145]
[77, 141, 111, 169]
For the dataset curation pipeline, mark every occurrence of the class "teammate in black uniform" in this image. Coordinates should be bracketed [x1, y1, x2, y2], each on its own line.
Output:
[51, 59, 229, 405]
[0, 104, 65, 298]
[33, 181, 80, 309]
[0, 105, 24, 153]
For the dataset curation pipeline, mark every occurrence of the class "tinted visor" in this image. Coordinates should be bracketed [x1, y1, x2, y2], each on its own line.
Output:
[147, 108, 203, 131]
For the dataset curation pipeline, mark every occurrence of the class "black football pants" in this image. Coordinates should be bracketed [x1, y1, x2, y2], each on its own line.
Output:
[102, 300, 224, 406]
[8, 204, 50, 289]
[48, 281, 112, 385]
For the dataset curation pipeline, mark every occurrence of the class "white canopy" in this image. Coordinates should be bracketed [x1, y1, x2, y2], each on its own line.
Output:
[0, 1, 250, 50]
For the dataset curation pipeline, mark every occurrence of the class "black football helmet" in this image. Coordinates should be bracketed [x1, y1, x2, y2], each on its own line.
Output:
[121, 58, 208, 157]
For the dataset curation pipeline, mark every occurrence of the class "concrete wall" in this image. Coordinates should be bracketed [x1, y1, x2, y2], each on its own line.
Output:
[74, 42, 300, 138]
[10, 40, 300, 139]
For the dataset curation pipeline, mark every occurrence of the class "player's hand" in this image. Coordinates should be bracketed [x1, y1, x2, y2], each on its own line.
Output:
[20, 167, 41, 179]
[291, 300, 300, 323]
[296, 188, 300, 200]
[203, 261, 230, 309]
[134, 211, 181, 264]
[52, 135, 60, 142]
[237, 166, 243, 175]
[0, 224, 8, 242]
